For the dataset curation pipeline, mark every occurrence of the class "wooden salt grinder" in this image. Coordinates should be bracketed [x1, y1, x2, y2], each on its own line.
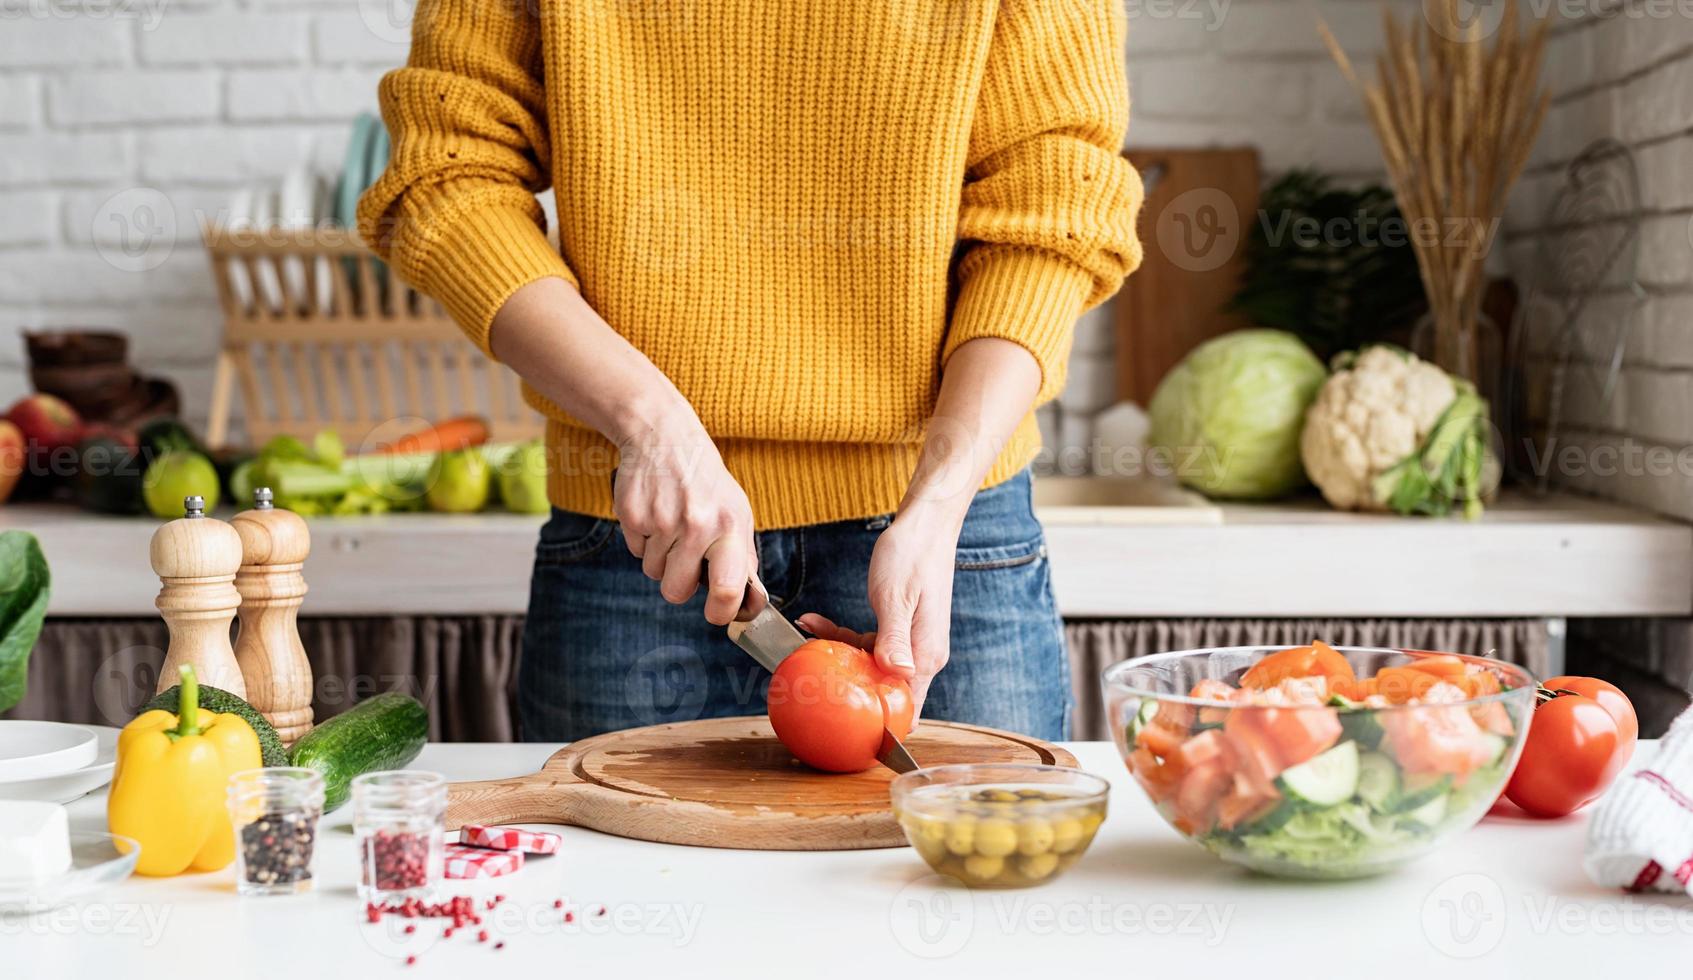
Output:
[232, 487, 314, 745]
[151, 495, 247, 697]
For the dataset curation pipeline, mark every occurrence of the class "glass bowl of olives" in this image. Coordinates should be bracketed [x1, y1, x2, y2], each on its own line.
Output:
[890, 764, 1109, 888]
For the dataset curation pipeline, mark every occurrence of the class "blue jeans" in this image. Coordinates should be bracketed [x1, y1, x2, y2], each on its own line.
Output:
[518, 469, 1071, 742]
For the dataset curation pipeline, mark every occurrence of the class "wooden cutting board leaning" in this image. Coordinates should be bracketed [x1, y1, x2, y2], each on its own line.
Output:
[1115, 147, 1261, 406]
[446, 717, 1077, 850]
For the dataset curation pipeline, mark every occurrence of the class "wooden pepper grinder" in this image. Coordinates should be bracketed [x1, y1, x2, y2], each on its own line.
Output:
[232, 487, 314, 745]
[151, 495, 247, 697]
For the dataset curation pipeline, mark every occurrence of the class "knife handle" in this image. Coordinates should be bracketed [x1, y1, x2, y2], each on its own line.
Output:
[735, 576, 770, 622]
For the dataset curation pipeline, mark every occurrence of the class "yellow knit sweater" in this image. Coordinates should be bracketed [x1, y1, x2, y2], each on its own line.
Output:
[359, 0, 1142, 529]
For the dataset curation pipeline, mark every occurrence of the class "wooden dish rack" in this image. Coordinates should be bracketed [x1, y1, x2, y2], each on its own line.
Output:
[202, 225, 545, 450]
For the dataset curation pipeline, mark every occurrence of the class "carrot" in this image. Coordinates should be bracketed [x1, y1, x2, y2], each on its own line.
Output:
[367, 416, 489, 455]
[1405, 654, 1467, 677]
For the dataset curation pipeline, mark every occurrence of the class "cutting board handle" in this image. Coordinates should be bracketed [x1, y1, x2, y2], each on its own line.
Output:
[446, 774, 584, 830]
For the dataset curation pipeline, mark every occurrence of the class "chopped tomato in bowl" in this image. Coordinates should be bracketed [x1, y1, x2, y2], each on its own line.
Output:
[1104, 644, 1536, 879]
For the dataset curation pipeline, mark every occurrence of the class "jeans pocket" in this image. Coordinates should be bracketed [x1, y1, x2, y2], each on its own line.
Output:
[954, 533, 1047, 571]
[535, 509, 617, 566]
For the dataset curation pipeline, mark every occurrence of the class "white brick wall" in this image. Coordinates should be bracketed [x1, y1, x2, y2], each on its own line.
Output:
[0, 0, 385, 418]
[0, 0, 1417, 440]
[1503, 0, 1693, 521]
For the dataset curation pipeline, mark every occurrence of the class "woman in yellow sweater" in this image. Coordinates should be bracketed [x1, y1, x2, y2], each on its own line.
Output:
[360, 0, 1141, 742]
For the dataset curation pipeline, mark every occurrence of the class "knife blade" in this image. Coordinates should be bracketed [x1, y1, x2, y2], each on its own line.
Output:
[727, 602, 920, 774]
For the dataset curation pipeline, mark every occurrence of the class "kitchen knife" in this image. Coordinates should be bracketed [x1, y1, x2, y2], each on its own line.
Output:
[727, 602, 920, 774]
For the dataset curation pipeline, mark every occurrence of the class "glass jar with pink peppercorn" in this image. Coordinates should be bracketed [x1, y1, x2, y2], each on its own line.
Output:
[352, 770, 446, 902]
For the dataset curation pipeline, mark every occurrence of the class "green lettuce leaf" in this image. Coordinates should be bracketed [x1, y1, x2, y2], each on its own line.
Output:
[0, 531, 50, 713]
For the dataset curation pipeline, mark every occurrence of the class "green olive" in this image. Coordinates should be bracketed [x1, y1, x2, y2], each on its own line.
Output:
[1019, 852, 1060, 880]
[944, 818, 977, 856]
[974, 818, 1018, 858]
[1051, 817, 1084, 854]
[1016, 818, 1055, 856]
[963, 854, 1004, 881]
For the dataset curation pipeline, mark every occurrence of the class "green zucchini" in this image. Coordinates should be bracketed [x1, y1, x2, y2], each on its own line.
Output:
[289, 692, 429, 811]
[144, 683, 289, 767]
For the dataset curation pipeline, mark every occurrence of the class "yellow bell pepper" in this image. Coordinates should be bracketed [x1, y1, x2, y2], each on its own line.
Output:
[108, 664, 262, 876]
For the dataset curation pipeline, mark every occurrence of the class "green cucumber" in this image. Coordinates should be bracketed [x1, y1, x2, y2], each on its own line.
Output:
[1392, 772, 1452, 813]
[1124, 699, 1159, 746]
[289, 692, 429, 812]
[1356, 752, 1400, 810]
[145, 683, 288, 767]
[1277, 741, 1360, 806]
[1402, 793, 1448, 828]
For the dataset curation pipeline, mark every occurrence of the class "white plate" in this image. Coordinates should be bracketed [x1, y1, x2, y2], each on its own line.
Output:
[250, 183, 285, 314]
[226, 186, 255, 310]
[0, 723, 96, 783]
[0, 831, 138, 915]
[0, 726, 118, 804]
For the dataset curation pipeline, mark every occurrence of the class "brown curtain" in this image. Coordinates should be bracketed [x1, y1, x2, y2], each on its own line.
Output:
[9, 616, 1548, 742]
[4, 617, 525, 742]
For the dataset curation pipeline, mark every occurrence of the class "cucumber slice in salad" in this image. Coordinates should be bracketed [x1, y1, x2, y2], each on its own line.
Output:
[1125, 699, 1159, 744]
[1277, 741, 1360, 806]
[1402, 793, 1449, 828]
[1356, 752, 1400, 810]
[1392, 772, 1453, 813]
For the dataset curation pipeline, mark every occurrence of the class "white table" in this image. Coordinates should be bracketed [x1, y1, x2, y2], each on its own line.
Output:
[11, 742, 1688, 978]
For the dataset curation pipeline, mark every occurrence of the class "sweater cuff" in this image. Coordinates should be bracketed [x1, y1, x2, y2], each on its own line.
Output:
[945, 246, 1095, 402]
[400, 203, 577, 360]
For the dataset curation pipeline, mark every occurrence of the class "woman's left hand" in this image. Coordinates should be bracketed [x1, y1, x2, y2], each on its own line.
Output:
[797, 501, 960, 725]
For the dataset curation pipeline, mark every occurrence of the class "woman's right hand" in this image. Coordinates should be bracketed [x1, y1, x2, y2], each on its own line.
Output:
[613, 417, 759, 627]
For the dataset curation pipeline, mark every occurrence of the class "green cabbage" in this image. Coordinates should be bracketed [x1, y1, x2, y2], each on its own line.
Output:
[1147, 329, 1327, 499]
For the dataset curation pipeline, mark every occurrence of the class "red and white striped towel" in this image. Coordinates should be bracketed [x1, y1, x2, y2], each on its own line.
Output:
[1586, 706, 1693, 895]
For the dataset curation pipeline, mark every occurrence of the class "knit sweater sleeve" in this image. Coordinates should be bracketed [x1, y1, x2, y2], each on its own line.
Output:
[355, 0, 572, 360]
[947, 0, 1144, 403]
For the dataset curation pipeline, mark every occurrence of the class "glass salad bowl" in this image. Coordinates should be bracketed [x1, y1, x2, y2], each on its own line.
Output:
[891, 764, 1109, 888]
[1102, 645, 1536, 879]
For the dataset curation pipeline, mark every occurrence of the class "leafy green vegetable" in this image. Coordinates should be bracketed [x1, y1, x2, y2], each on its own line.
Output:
[1371, 378, 1489, 519]
[1147, 329, 1328, 500]
[0, 531, 50, 713]
[1198, 737, 1513, 877]
[248, 431, 430, 516]
[1228, 170, 1426, 360]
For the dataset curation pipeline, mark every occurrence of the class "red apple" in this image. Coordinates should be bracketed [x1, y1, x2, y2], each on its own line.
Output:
[7, 393, 82, 452]
[0, 420, 24, 505]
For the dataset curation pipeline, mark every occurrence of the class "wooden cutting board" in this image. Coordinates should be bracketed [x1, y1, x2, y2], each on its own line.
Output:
[1117, 147, 1261, 405]
[446, 717, 1077, 851]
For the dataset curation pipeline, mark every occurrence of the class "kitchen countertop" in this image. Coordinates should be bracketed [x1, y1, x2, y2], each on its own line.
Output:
[6, 487, 1690, 618]
[13, 741, 1682, 978]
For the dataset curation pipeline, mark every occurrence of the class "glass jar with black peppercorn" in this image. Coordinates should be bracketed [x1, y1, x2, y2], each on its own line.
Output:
[352, 770, 446, 902]
[227, 767, 325, 896]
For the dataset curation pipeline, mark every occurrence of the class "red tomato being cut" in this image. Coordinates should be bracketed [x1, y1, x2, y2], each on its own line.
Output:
[767, 639, 913, 773]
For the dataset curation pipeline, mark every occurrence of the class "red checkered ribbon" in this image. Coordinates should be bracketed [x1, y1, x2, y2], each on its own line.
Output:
[460, 824, 562, 855]
[443, 843, 524, 879]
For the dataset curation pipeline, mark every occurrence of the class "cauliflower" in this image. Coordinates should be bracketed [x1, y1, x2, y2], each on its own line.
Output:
[1300, 346, 1488, 518]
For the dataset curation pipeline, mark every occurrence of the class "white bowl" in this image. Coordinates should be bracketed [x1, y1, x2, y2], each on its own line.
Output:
[0, 726, 119, 804]
[0, 723, 97, 782]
